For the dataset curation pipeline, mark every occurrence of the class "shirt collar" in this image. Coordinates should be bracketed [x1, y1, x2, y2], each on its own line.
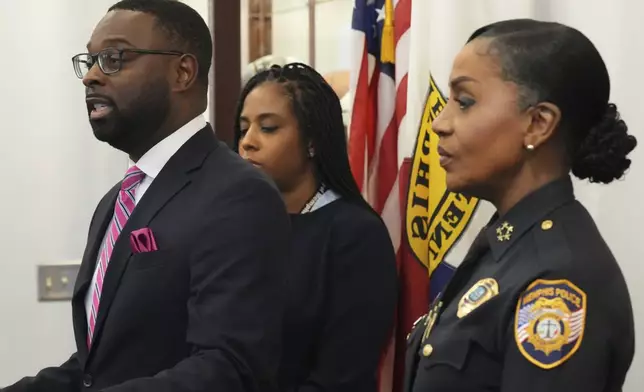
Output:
[129, 115, 207, 179]
[484, 176, 575, 262]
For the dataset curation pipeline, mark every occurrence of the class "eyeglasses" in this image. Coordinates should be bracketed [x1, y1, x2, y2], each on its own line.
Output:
[71, 48, 184, 79]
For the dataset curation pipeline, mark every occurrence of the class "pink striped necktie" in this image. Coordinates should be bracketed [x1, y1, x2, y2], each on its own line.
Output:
[87, 165, 145, 348]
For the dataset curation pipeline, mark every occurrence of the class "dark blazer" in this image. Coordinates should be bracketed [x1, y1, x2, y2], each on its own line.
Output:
[4, 126, 291, 392]
[280, 199, 398, 392]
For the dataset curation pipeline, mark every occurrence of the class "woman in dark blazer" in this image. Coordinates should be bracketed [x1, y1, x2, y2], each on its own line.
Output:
[235, 62, 398, 392]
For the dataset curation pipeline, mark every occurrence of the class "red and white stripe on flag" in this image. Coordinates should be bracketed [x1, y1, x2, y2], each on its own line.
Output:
[348, 0, 412, 391]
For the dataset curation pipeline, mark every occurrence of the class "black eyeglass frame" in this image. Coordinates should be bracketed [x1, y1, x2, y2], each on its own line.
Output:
[71, 48, 185, 79]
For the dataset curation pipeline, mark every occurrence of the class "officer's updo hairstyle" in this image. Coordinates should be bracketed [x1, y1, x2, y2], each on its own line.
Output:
[468, 19, 637, 184]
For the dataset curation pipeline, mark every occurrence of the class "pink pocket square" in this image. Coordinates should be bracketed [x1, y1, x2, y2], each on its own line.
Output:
[130, 228, 158, 254]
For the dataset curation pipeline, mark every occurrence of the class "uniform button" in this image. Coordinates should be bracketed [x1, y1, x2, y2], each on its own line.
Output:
[82, 374, 93, 388]
[422, 344, 433, 357]
[541, 220, 553, 230]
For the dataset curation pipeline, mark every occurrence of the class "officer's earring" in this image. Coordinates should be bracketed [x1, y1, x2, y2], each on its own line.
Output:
[308, 147, 315, 158]
[525, 144, 535, 151]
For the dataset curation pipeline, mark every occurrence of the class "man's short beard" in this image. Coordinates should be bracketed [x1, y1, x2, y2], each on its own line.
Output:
[91, 79, 171, 157]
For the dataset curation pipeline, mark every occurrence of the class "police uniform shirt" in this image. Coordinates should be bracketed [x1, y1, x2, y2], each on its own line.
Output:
[405, 176, 635, 392]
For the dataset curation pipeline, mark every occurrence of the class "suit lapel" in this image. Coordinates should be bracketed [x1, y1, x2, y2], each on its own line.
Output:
[73, 185, 119, 299]
[88, 126, 218, 353]
[71, 183, 119, 362]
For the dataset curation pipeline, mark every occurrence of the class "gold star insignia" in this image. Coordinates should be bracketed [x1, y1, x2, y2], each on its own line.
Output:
[496, 221, 513, 242]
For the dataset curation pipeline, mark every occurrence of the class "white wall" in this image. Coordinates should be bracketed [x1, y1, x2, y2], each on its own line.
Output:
[272, 0, 353, 74]
[241, 0, 250, 69]
[0, 0, 210, 385]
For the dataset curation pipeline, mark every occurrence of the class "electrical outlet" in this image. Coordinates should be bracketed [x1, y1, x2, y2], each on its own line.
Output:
[37, 264, 81, 301]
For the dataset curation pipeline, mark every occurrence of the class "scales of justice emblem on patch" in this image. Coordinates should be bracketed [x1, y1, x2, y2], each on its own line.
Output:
[514, 279, 587, 369]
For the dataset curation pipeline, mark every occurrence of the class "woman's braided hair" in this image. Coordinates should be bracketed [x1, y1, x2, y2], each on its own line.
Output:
[234, 62, 377, 215]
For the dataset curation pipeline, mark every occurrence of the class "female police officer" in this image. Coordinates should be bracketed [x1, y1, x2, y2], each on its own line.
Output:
[404, 19, 637, 392]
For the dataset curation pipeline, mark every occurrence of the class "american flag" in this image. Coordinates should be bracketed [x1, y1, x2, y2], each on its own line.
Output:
[348, 0, 412, 391]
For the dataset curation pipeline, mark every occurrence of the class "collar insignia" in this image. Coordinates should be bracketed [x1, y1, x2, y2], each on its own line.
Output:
[496, 221, 514, 242]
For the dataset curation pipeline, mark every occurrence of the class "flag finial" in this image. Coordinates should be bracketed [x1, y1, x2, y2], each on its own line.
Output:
[380, 0, 395, 63]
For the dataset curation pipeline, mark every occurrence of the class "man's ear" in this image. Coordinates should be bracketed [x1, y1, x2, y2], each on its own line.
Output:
[172, 54, 199, 92]
[523, 102, 561, 150]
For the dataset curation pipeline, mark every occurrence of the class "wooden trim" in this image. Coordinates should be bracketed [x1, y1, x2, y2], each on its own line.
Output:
[210, 0, 241, 147]
[248, 0, 272, 62]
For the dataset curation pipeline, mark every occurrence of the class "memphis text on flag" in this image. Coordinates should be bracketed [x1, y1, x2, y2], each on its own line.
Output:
[405, 74, 480, 275]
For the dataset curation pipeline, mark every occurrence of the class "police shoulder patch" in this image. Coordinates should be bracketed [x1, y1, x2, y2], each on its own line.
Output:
[514, 279, 586, 370]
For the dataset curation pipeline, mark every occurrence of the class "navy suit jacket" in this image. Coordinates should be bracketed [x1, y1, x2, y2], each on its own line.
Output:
[4, 125, 291, 392]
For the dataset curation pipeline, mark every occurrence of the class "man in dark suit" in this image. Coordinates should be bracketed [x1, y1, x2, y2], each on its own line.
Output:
[3, 1, 290, 391]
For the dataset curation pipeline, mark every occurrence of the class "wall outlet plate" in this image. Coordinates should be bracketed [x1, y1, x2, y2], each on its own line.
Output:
[37, 264, 81, 301]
